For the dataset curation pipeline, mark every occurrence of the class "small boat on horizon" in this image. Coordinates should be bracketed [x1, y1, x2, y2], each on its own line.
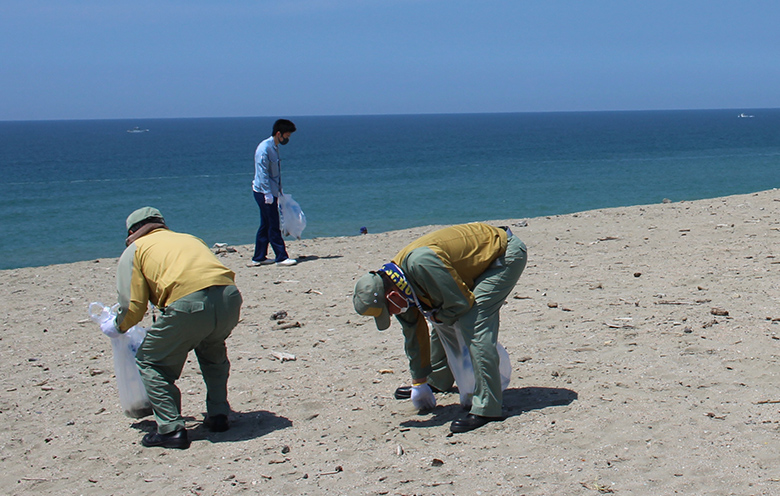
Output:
[127, 126, 149, 133]
[737, 113, 754, 118]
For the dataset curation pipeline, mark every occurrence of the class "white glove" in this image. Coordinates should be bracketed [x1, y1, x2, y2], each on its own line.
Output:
[411, 383, 436, 410]
[100, 318, 121, 338]
[264, 193, 274, 204]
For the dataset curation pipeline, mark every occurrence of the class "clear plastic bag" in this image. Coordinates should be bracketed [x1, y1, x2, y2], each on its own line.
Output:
[431, 321, 511, 407]
[278, 193, 307, 239]
[88, 302, 153, 418]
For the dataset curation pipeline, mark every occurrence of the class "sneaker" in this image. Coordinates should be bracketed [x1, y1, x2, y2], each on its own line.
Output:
[247, 259, 275, 267]
[276, 258, 297, 266]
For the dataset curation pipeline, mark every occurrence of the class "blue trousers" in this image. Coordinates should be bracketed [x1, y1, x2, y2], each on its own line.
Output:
[252, 191, 289, 262]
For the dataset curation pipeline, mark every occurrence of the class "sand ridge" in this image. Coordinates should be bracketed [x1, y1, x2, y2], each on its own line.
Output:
[2, 189, 780, 495]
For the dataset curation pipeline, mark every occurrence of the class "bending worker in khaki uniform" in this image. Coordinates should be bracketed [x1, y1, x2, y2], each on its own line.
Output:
[353, 222, 527, 433]
[100, 207, 243, 449]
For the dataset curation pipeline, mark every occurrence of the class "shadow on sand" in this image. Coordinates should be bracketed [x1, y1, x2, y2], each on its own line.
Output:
[294, 254, 343, 264]
[131, 410, 293, 444]
[399, 386, 578, 430]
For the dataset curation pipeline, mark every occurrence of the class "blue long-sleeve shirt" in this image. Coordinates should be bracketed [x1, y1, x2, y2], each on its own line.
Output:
[252, 136, 281, 196]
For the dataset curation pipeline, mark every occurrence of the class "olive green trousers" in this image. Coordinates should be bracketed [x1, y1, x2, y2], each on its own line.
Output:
[428, 235, 527, 417]
[136, 285, 242, 434]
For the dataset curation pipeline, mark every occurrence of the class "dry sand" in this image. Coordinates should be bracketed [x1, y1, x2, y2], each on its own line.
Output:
[2, 189, 780, 495]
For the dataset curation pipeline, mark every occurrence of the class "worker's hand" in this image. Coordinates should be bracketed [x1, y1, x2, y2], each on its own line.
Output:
[100, 318, 121, 338]
[411, 383, 436, 410]
[264, 193, 274, 204]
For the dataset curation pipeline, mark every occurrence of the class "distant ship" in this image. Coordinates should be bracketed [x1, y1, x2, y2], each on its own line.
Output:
[127, 126, 149, 133]
[737, 113, 754, 118]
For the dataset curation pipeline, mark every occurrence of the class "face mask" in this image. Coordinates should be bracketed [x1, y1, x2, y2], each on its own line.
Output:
[279, 137, 289, 145]
[386, 289, 410, 314]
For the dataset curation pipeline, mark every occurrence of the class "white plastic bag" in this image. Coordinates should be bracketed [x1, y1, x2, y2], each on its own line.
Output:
[278, 193, 307, 239]
[88, 302, 153, 418]
[431, 321, 511, 407]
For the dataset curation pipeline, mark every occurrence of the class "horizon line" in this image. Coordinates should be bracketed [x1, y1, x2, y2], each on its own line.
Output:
[2, 106, 778, 124]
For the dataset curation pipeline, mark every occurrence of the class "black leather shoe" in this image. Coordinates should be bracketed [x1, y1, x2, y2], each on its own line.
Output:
[394, 385, 443, 400]
[450, 414, 503, 433]
[204, 414, 230, 432]
[394, 386, 413, 399]
[141, 429, 190, 449]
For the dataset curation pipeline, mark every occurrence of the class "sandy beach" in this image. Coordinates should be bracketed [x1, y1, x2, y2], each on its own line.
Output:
[2, 189, 780, 495]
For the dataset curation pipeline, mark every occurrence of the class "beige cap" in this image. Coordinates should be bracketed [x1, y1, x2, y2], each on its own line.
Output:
[353, 272, 390, 330]
[126, 206, 165, 231]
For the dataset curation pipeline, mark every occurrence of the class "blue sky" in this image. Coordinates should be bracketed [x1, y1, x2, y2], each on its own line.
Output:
[2, 1, 778, 121]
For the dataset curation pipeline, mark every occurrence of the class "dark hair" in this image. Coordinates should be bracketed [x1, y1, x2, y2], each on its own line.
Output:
[273, 119, 296, 136]
[375, 270, 393, 292]
[128, 217, 165, 234]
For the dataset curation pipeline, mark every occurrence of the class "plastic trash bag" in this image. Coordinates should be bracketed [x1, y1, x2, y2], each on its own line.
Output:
[88, 302, 153, 418]
[431, 320, 511, 407]
[278, 193, 307, 239]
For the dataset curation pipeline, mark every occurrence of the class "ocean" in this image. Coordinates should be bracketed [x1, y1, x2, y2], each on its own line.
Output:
[1, 109, 778, 270]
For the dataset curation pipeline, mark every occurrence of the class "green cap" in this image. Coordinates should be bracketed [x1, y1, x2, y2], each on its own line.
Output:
[353, 272, 390, 330]
[126, 206, 165, 231]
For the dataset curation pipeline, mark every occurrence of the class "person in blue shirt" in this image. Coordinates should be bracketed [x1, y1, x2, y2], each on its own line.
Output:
[250, 119, 298, 267]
